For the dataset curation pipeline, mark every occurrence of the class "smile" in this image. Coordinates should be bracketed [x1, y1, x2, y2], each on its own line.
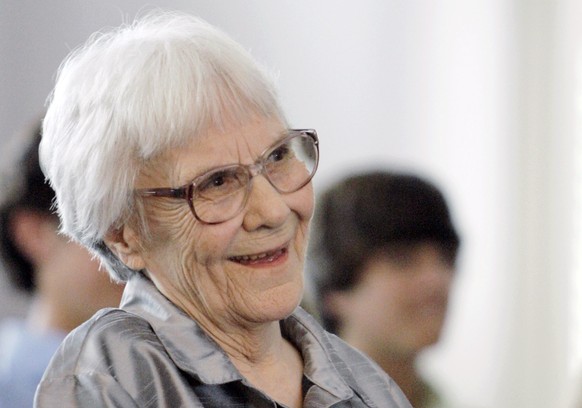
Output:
[229, 247, 287, 265]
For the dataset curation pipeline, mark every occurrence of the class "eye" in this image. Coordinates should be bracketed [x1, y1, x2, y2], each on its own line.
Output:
[267, 143, 292, 164]
[198, 169, 229, 191]
[195, 167, 246, 199]
[210, 173, 226, 187]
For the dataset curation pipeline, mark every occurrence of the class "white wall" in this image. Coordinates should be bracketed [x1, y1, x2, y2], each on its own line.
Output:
[0, 1, 577, 406]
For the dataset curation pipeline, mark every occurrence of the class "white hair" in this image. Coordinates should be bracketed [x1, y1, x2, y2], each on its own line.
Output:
[40, 10, 284, 281]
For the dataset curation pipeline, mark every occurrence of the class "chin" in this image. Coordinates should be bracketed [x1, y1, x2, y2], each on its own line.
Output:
[255, 285, 303, 323]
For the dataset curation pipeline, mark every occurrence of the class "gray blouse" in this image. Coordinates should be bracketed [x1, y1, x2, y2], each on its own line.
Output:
[34, 273, 411, 408]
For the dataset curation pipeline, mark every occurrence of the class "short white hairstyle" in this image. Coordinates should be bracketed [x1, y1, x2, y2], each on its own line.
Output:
[40, 10, 285, 281]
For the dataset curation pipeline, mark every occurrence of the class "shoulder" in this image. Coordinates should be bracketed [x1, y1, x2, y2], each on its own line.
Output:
[289, 308, 390, 379]
[68, 306, 156, 346]
[36, 308, 166, 407]
[287, 308, 412, 407]
[325, 331, 412, 407]
[324, 330, 392, 381]
[45, 308, 161, 377]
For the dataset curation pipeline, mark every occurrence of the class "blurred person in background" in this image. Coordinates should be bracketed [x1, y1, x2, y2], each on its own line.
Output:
[309, 170, 460, 408]
[0, 120, 125, 408]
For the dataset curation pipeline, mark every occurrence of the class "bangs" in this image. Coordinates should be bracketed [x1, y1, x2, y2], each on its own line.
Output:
[114, 36, 283, 160]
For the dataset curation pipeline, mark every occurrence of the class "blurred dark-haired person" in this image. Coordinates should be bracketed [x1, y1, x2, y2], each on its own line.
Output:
[310, 171, 461, 408]
[0, 120, 125, 408]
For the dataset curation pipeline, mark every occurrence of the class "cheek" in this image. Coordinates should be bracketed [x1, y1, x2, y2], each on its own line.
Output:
[140, 207, 201, 281]
[294, 184, 315, 233]
[53, 241, 99, 275]
[143, 201, 196, 250]
[289, 186, 314, 260]
[370, 284, 402, 317]
[142, 191, 243, 268]
[186, 224, 237, 266]
[392, 279, 429, 312]
[58, 246, 122, 301]
[359, 276, 410, 323]
[302, 184, 315, 218]
[439, 270, 455, 295]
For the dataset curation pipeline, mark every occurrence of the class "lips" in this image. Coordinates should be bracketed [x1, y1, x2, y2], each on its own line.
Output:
[229, 247, 287, 265]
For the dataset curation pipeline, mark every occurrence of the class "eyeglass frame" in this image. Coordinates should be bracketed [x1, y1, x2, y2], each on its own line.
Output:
[136, 129, 319, 224]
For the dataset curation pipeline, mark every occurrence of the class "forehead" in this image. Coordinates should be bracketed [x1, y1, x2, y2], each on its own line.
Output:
[192, 117, 286, 160]
[139, 117, 286, 186]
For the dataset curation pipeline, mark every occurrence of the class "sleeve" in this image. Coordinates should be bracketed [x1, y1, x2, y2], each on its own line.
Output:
[34, 374, 140, 408]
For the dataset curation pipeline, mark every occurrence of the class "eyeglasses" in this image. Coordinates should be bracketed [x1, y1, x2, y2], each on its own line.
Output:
[137, 129, 319, 224]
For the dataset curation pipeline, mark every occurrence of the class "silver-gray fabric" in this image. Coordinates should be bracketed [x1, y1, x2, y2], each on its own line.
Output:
[34, 273, 412, 408]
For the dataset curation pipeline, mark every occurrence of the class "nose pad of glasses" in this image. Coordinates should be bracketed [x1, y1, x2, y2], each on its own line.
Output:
[247, 162, 265, 178]
[247, 162, 281, 195]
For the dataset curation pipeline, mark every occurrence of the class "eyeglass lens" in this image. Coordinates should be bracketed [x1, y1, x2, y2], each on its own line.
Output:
[192, 132, 318, 223]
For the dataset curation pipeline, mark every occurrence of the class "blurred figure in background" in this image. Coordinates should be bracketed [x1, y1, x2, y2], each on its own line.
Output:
[310, 170, 460, 408]
[0, 120, 125, 408]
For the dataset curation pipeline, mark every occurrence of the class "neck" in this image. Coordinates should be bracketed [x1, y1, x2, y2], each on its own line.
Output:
[151, 275, 305, 407]
[198, 314, 304, 408]
[205, 317, 284, 366]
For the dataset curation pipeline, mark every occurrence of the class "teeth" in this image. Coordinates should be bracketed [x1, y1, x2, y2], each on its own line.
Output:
[231, 248, 283, 263]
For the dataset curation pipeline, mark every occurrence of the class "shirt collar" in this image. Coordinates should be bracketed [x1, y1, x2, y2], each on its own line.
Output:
[120, 273, 354, 400]
[282, 308, 354, 400]
[120, 274, 240, 384]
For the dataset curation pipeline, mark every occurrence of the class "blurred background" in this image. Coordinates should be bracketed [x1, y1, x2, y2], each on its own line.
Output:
[1, 1, 581, 407]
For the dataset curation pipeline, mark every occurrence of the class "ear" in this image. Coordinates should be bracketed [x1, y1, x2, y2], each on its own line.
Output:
[8, 209, 57, 264]
[104, 224, 146, 271]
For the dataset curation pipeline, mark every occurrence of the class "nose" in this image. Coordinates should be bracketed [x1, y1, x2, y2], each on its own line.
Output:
[242, 173, 290, 231]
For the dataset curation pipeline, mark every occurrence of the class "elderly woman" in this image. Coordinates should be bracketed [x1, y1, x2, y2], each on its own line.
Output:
[35, 11, 411, 408]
